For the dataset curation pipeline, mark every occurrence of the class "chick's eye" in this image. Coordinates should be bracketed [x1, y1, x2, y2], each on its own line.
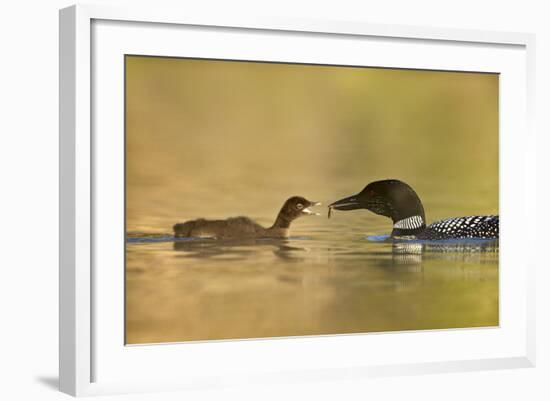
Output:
[296, 203, 303, 209]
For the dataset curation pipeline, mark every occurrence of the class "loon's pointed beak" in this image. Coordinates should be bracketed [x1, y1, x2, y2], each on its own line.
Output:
[303, 201, 321, 216]
[328, 195, 362, 212]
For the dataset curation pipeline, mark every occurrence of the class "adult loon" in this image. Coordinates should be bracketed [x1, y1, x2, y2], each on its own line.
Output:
[173, 196, 320, 240]
[328, 179, 498, 240]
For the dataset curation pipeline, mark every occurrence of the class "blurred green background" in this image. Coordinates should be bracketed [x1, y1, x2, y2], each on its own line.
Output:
[126, 56, 498, 233]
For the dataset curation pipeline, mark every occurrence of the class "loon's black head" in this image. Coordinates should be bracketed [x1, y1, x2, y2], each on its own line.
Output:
[279, 196, 321, 221]
[328, 180, 426, 227]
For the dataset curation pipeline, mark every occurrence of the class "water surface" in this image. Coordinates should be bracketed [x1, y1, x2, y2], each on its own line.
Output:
[126, 217, 498, 344]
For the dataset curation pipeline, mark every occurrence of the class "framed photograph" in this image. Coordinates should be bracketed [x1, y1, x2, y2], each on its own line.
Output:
[59, 4, 536, 396]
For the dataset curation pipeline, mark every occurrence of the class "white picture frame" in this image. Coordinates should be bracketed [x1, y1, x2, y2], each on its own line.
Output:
[59, 4, 536, 397]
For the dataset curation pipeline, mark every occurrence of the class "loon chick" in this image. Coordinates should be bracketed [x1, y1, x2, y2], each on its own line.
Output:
[328, 179, 498, 240]
[173, 196, 320, 240]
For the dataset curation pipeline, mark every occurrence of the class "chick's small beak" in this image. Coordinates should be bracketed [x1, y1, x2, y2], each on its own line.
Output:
[302, 201, 321, 216]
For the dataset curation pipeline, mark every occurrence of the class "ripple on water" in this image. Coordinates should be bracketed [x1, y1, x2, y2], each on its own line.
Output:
[125, 224, 499, 343]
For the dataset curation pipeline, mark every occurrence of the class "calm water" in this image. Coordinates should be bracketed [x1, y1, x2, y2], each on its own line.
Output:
[126, 213, 498, 344]
[125, 57, 498, 344]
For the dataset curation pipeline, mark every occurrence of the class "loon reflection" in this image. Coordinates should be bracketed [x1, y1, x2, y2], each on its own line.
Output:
[167, 236, 498, 264]
[127, 231, 498, 264]
[388, 238, 499, 265]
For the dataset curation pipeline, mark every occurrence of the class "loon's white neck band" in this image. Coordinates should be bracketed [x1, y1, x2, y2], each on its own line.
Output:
[394, 215, 424, 230]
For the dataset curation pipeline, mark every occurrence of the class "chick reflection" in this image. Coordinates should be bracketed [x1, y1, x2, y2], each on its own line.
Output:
[172, 238, 309, 262]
